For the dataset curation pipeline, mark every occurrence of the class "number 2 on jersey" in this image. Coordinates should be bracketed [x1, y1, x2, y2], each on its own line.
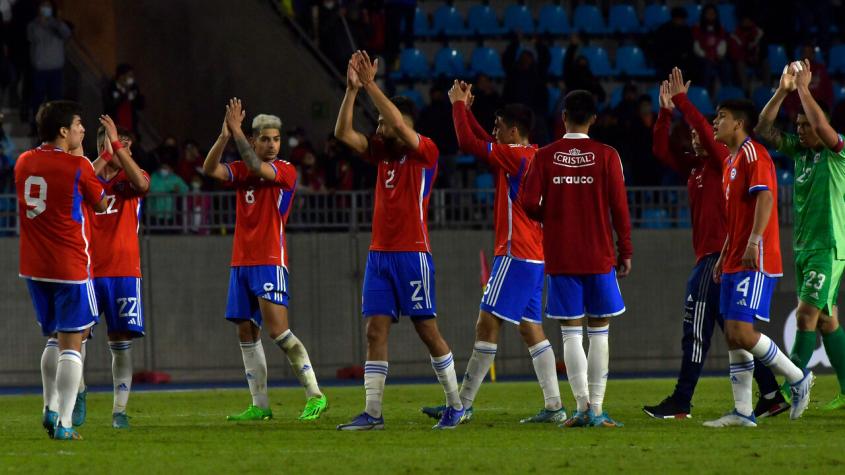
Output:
[24, 176, 47, 219]
[385, 170, 396, 189]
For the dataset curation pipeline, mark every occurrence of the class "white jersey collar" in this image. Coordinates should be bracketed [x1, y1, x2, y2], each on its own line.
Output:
[563, 133, 589, 139]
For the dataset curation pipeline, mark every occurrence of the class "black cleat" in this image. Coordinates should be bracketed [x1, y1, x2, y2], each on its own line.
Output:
[754, 391, 790, 418]
[643, 396, 691, 419]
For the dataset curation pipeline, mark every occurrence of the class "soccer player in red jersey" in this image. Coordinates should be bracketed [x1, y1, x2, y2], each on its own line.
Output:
[702, 99, 813, 427]
[203, 98, 327, 422]
[643, 70, 785, 420]
[16, 100, 108, 440]
[522, 90, 632, 428]
[334, 52, 464, 430]
[421, 80, 564, 424]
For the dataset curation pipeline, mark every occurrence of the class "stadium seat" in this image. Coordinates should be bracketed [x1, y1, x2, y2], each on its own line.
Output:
[752, 86, 776, 110]
[547, 45, 567, 78]
[768, 44, 788, 75]
[467, 5, 506, 36]
[643, 4, 670, 30]
[608, 85, 624, 109]
[685, 4, 701, 25]
[414, 7, 433, 37]
[548, 85, 562, 116]
[641, 208, 670, 229]
[676, 206, 691, 228]
[829, 45, 845, 74]
[615, 45, 655, 77]
[834, 84, 845, 104]
[573, 5, 607, 35]
[578, 45, 614, 77]
[470, 46, 505, 78]
[687, 86, 715, 116]
[647, 84, 660, 112]
[390, 48, 429, 80]
[715, 85, 745, 104]
[395, 88, 425, 110]
[718, 4, 736, 32]
[503, 4, 535, 34]
[608, 4, 642, 34]
[536, 4, 570, 35]
[433, 47, 468, 78]
[432, 5, 472, 37]
[794, 45, 823, 63]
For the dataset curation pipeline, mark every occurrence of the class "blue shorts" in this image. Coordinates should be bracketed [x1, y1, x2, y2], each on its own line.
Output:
[480, 256, 544, 324]
[362, 251, 436, 321]
[26, 279, 99, 336]
[93, 277, 145, 337]
[720, 271, 778, 323]
[226, 265, 289, 327]
[545, 269, 626, 319]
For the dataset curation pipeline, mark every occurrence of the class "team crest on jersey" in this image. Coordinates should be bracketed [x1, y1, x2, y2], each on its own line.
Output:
[730, 168, 737, 180]
[552, 149, 595, 168]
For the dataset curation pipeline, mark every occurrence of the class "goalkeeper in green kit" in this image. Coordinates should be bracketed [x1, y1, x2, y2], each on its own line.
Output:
[756, 59, 845, 410]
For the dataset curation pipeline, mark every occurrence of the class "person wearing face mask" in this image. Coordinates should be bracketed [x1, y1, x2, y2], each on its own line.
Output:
[104, 63, 145, 136]
[148, 162, 188, 229]
[26, 1, 71, 123]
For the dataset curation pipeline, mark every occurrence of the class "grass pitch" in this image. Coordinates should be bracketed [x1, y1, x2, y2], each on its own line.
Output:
[1, 375, 843, 473]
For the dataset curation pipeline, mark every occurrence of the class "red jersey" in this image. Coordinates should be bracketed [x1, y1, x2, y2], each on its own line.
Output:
[452, 103, 543, 261]
[224, 160, 297, 267]
[15, 145, 105, 282]
[522, 134, 632, 274]
[364, 134, 439, 253]
[721, 139, 782, 276]
[88, 169, 150, 278]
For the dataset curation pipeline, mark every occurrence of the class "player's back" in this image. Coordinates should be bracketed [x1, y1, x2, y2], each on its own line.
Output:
[489, 143, 542, 261]
[15, 145, 104, 282]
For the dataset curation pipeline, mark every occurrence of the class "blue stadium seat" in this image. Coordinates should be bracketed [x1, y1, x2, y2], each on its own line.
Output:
[715, 85, 745, 104]
[676, 206, 691, 228]
[578, 45, 614, 76]
[547, 45, 567, 78]
[643, 4, 670, 30]
[768, 44, 788, 75]
[609, 85, 624, 109]
[396, 89, 425, 110]
[548, 85, 562, 116]
[470, 46, 505, 78]
[685, 4, 702, 25]
[794, 45, 823, 63]
[647, 84, 660, 112]
[752, 86, 775, 110]
[687, 86, 714, 116]
[834, 84, 845, 104]
[503, 4, 535, 34]
[414, 7, 433, 37]
[573, 5, 607, 35]
[718, 4, 736, 32]
[467, 5, 506, 36]
[616, 45, 655, 77]
[536, 4, 570, 35]
[432, 5, 472, 37]
[433, 47, 468, 78]
[829, 45, 845, 74]
[608, 4, 642, 34]
[642, 208, 670, 229]
[390, 48, 429, 80]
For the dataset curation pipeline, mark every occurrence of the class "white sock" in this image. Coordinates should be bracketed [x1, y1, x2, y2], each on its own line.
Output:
[587, 325, 610, 416]
[78, 339, 87, 393]
[239, 340, 269, 409]
[364, 361, 388, 418]
[561, 326, 589, 412]
[751, 333, 804, 383]
[728, 349, 754, 416]
[458, 341, 497, 409]
[109, 340, 133, 414]
[40, 338, 59, 412]
[529, 340, 562, 411]
[275, 330, 321, 398]
[431, 352, 462, 410]
[56, 350, 83, 429]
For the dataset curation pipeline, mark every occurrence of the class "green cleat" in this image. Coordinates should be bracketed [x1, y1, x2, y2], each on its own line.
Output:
[299, 394, 329, 420]
[820, 393, 845, 411]
[72, 390, 87, 427]
[227, 405, 273, 421]
[112, 412, 130, 429]
[520, 407, 567, 423]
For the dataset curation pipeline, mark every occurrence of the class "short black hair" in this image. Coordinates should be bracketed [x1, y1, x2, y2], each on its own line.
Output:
[563, 90, 597, 125]
[390, 96, 417, 122]
[496, 104, 535, 138]
[35, 100, 82, 143]
[116, 63, 133, 77]
[96, 124, 133, 148]
[717, 99, 757, 134]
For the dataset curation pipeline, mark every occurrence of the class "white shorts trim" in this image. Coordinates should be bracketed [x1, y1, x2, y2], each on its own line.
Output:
[586, 307, 626, 318]
[21, 274, 90, 284]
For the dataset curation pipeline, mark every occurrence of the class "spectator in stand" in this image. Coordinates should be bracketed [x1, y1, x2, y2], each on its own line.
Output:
[104, 63, 145, 136]
[298, 150, 327, 192]
[312, 0, 355, 72]
[384, 0, 415, 69]
[562, 34, 605, 104]
[692, 4, 731, 92]
[361, 0, 386, 55]
[176, 140, 204, 185]
[154, 135, 179, 171]
[148, 162, 189, 228]
[503, 37, 551, 144]
[323, 134, 356, 191]
[728, 12, 765, 92]
[470, 73, 503, 133]
[0, 16, 17, 109]
[783, 43, 834, 120]
[651, 7, 695, 81]
[288, 126, 314, 166]
[418, 81, 458, 156]
[612, 83, 641, 132]
[27, 1, 71, 121]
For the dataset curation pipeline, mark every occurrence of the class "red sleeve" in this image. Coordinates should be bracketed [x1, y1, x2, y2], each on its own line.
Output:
[466, 106, 494, 142]
[652, 108, 691, 175]
[122, 170, 151, 198]
[746, 145, 776, 195]
[607, 149, 633, 260]
[271, 160, 298, 189]
[520, 151, 545, 222]
[78, 159, 105, 206]
[225, 161, 248, 184]
[407, 135, 439, 168]
[672, 92, 729, 171]
[453, 103, 495, 163]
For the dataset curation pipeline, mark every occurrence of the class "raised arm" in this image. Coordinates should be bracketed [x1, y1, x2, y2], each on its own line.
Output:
[226, 98, 277, 181]
[652, 80, 690, 175]
[450, 80, 492, 159]
[354, 51, 420, 150]
[99, 115, 149, 192]
[754, 65, 795, 150]
[462, 82, 494, 142]
[203, 108, 233, 182]
[334, 58, 369, 154]
[669, 67, 728, 169]
[795, 59, 843, 151]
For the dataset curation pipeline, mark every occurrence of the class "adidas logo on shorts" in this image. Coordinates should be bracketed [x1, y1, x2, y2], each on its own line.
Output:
[413, 303, 423, 310]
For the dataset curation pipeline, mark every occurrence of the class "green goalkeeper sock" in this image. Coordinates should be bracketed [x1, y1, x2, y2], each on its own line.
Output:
[822, 326, 845, 394]
[790, 330, 817, 368]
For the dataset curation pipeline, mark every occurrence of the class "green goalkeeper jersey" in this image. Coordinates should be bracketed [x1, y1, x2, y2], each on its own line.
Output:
[779, 133, 845, 255]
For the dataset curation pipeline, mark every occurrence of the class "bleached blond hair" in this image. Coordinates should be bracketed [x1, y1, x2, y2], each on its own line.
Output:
[251, 114, 283, 135]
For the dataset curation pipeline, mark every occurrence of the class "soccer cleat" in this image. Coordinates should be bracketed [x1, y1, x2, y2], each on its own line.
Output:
[702, 409, 757, 427]
[299, 394, 329, 421]
[820, 393, 845, 411]
[559, 410, 592, 428]
[754, 391, 790, 418]
[789, 370, 814, 420]
[421, 405, 473, 423]
[226, 405, 273, 421]
[433, 406, 466, 430]
[42, 407, 58, 438]
[72, 390, 87, 427]
[643, 396, 691, 419]
[589, 412, 624, 428]
[112, 412, 130, 429]
[54, 425, 83, 440]
[520, 407, 567, 423]
[336, 412, 384, 431]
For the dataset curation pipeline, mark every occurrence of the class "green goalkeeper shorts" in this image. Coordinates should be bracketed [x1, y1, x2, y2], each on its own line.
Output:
[795, 249, 845, 313]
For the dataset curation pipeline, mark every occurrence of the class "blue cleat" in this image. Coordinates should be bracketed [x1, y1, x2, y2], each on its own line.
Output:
[433, 406, 466, 430]
[42, 407, 58, 438]
[790, 369, 814, 420]
[560, 410, 592, 428]
[337, 412, 385, 431]
[72, 390, 87, 427]
[54, 425, 82, 440]
[112, 412, 130, 429]
[521, 407, 567, 423]
[589, 411, 625, 427]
